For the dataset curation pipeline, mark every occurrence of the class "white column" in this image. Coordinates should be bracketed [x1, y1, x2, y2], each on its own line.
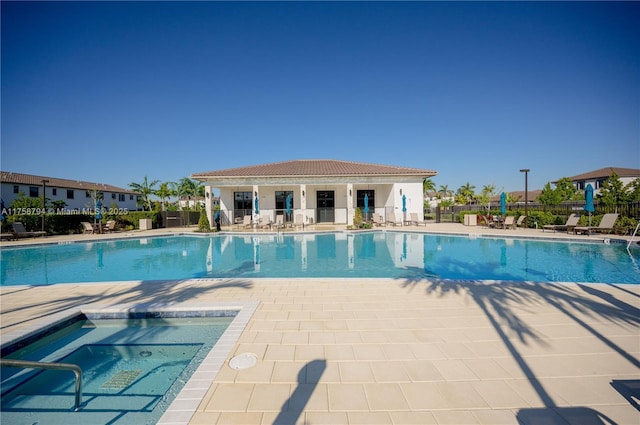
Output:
[253, 184, 259, 221]
[347, 183, 354, 225]
[205, 185, 213, 228]
[300, 184, 307, 221]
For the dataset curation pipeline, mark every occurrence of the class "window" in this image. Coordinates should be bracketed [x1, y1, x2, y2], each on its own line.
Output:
[52, 188, 57, 196]
[86, 191, 91, 198]
[119, 194, 125, 202]
[234, 191, 253, 221]
[356, 190, 375, 220]
[29, 187, 39, 197]
[112, 193, 116, 199]
[596, 179, 606, 189]
[275, 191, 294, 219]
[576, 181, 585, 190]
[130, 195, 134, 200]
[13, 185, 19, 194]
[67, 190, 75, 199]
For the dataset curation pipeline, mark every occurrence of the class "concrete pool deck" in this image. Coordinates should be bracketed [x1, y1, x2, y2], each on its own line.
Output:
[1, 224, 639, 425]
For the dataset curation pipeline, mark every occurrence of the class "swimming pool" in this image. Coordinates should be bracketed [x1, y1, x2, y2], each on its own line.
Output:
[1, 232, 638, 285]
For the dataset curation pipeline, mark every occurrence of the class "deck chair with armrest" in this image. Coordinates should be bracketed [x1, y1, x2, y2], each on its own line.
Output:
[407, 212, 427, 226]
[259, 215, 272, 230]
[12, 222, 46, 238]
[501, 216, 516, 229]
[481, 215, 496, 228]
[516, 215, 526, 228]
[372, 213, 386, 227]
[80, 221, 95, 234]
[103, 220, 117, 232]
[275, 215, 285, 230]
[542, 214, 579, 233]
[294, 214, 305, 230]
[386, 212, 403, 226]
[242, 215, 253, 229]
[573, 213, 619, 236]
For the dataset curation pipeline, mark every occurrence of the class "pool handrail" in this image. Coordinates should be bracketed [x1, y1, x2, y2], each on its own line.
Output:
[628, 222, 640, 249]
[0, 358, 83, 411]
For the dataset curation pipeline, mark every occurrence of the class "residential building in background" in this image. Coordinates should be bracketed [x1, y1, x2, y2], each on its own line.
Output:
[556, 167, 640, 195]
[0, 171, 140, 212]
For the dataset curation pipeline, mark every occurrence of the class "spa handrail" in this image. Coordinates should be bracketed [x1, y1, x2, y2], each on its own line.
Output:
[0, 358, 83, 411]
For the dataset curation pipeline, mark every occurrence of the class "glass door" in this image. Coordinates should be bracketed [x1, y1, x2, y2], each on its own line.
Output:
[234, 192, 253, 221]
[316, 191, 334, 223]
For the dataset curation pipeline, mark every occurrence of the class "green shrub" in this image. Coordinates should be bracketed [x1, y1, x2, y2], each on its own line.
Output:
[197, 209, 211, 232]
[354, 208, 363, 227]
[614, 216, 638, 235]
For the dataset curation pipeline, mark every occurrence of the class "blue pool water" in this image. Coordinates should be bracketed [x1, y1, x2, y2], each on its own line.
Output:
[1, 232, 638, 285]
[1, 314, 234, 424]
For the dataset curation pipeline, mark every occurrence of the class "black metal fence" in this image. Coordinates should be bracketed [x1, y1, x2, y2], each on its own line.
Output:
[436, 201, 640, 224]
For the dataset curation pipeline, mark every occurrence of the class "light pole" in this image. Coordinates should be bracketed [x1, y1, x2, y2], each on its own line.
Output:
[519, 169, 529, 229]
[41, 179, 49, 234]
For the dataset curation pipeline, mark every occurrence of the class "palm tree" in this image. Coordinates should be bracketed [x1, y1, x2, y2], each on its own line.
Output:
[155, 182, 176, 211]
[423, 177, 436, 196]
[457, 182, 476, 205]
[438, 185, 453, 200]
[176, 177, 205, 210]
[129, 176, 159, 211]
[480, 184, 496, 212]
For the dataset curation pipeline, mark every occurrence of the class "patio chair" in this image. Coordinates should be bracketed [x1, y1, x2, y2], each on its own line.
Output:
[386, 212, 403, 226]
[481, 215, 496, 228]
[103, 220, 117, 232]
[80, 221, 95, 234]
[501, 215, 516, 229]
[242, 215, 253, 229]
[542, 214, 579, 233]
[275, 215, 285, 230]
[259, 215, 272, 230]
[516, 215, 527, 228]
[406, 212, 427, 226]
[294, 214, 305, 230]
[573, 213, 619, 236]
[372, 213, 386, 227]
[11, 222, 46, 238]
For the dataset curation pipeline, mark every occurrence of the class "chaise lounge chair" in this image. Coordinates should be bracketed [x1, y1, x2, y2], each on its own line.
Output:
[500, 216, 516, 229]
[259, 215, 272, 230]
[274, 215, 285, 230]
[386, 212, 403, 226]
[542, 214, 579, 233]
[81, 221, 95, 234]
[516, 215, 526, 228]
[372, 213, 386, 227]
[481, 215, 496, 228]
[103, 220, 117, 232]
[573, 213, 619, 236]
[242, 215, 253, 229]
[405, 212, 427, 226]
[294, 214, 305, 230]
[12, 222, 46, 238]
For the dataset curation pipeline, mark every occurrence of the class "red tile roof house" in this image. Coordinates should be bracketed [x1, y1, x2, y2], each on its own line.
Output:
[554, 167, 640, 196]
[0, 171, 140, 213]
[192, 159, 437, 228]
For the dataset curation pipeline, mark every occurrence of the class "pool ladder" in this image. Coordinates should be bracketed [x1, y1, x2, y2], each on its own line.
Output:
[0, 358, 83, 411]
[628, 222, 640, 249]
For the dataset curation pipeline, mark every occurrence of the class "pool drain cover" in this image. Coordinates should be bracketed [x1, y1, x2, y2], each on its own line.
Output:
[101, 370, 142, 389]
[229, 353, 257, 370]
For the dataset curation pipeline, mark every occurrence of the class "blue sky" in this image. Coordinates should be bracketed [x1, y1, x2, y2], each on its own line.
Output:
[2, 1, 638, 194]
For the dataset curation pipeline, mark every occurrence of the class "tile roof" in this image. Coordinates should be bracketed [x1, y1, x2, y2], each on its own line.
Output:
[0, 171, 136, 194]
[193, 159, 437, 178]
[558, 167, 640, 182]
